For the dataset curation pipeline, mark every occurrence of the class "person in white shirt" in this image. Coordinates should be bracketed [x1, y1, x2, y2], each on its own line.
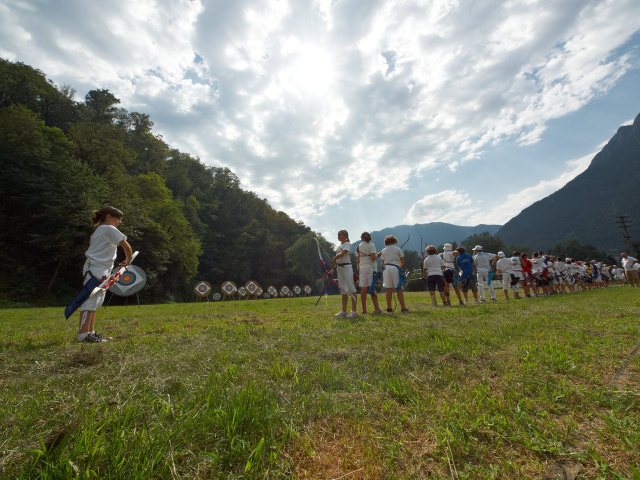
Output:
[331, 230, 358, 317]
[78, 206, 133, 343]
[621, 252, 639, 287]
[565, 259, 578, 292]
[439, 243, 464, 306]
[356, 232, 382, 314]
[380, 235, 409, 312]
[553, 258, 568, 293]
[510, 251, 528, 297]
[423, 245, 448, 306]
[531, 252, 551, 295]
[472, 245, 497, 301]
[495, 251, 517, 299]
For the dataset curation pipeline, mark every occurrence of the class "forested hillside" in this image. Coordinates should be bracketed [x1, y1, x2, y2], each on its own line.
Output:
[0, 59, 332, 304]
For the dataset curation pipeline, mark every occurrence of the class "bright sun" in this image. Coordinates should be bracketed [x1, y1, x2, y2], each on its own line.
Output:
[280, 42, 336, 96]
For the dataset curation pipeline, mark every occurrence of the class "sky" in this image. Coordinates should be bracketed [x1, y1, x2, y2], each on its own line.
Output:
[2, 0, 640, 244]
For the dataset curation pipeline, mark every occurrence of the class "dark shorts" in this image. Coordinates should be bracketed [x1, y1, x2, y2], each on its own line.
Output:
[461, 275, 478, 293]
[427, 275, 446, 292]
[443, 269, 455, 284]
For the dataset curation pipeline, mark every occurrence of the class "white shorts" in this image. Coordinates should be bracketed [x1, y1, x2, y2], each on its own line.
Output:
[383, 265, 401, 290]
[336, 264, 356, 295]
[80, 263, 111, 311]
[358, 267, 375, 288]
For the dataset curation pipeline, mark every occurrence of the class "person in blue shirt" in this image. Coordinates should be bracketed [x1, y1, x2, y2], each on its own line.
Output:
[455, 247, 480, 304]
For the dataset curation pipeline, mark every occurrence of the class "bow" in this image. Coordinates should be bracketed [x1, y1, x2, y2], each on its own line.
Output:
[90, 251, 139, 297]
[314, 237, 356, 305]
[400, 234, 411, 249]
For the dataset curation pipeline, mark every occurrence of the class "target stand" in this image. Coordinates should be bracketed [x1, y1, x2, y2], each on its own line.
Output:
[104, 265, 147, 307]
[194, 281, 212, 301]
[221, 281, 238, 301]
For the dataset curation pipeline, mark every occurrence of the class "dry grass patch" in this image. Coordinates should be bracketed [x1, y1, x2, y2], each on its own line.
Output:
[292, 416, 383, 479]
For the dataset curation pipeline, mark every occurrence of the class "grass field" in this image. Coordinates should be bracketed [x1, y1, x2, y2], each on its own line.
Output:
[1, 288, 639, 479]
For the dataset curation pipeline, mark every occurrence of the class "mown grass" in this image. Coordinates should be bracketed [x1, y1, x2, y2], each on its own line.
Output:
[1, 289, 639, 479]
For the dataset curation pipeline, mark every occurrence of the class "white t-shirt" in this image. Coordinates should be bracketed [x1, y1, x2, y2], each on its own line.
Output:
[622, 256, 638, 271]
[381, 245, 404, 267]
[439, 250, 456, 269]
[358, 241, 377, 269]
[473, 252, 496, 270]
[85, 224, 127, 268]
[496, 257, 512, 274]
[423, 255, 444, 276]
[336, 242, 352, 265]
[510, 256, 523, 272]
[554, 261, 566, 274]
[530, 257, 542, 273]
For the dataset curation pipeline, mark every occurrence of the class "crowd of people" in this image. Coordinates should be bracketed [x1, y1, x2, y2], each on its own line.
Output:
[329, 230, 639, 317]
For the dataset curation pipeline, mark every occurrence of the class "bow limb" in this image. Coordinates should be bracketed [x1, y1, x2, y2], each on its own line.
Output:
[400, 234, 411, 249]
[314, 236, 357, 303]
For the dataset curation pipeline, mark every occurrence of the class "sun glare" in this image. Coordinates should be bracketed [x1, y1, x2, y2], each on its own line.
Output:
[281, 44, 336, 96]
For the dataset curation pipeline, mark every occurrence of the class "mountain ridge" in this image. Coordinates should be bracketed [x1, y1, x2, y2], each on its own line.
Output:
[496, 112, 640, 252]
[352, 222, 502, 252]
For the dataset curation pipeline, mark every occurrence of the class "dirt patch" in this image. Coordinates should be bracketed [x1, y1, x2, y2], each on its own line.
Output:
[291, 417, 383, 479]
[68, 346, 105, 367]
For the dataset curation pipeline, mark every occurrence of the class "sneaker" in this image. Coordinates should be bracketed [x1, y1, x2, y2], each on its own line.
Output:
[401, 308, 410, 312]
[373, 310, 383, 314]
[346, 311, 358, 318]
[459, 301, 465, 306]
[464, 299, 469, 304]
[491, 298, 498, 301]
[334, 311, 347, 317]
[92, 332, 113, 340]
[386, 308, 393, 313]
[474, 299, 481, 304]
[81, 333, 108, 343]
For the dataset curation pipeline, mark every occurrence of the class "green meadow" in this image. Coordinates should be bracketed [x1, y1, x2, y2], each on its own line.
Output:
[1, 289, 639, 479]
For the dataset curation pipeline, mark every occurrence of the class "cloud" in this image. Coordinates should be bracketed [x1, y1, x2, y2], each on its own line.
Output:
[1, 0, 638, 233]
[468, 149, 597, 226]
[405, 190, 476, 225]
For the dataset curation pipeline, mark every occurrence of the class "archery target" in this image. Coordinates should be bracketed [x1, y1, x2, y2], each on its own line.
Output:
[221, 281, 237, 296]
[303, 285, 312, 295]
[194, 281, 212, 297]
[238, 286, 247, 297]
[245, 280, 260, 295]
[262, 292, 270, 299]
[267, 285, 278, 297]
[280, 286, 290, 297]
[255, 287, 264, 297]
[293, 285, 301, 295]
[110, 266, 147, 297]
[212, 293, 221, 301]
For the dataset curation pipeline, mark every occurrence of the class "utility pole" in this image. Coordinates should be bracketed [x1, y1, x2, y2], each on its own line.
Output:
[615, 215, 636, 256]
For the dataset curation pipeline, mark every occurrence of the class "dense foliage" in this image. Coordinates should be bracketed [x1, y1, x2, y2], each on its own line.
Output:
[0, 59, 331, 304]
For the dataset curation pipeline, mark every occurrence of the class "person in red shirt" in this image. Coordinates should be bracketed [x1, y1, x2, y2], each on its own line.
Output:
[520, 253, 535, 297]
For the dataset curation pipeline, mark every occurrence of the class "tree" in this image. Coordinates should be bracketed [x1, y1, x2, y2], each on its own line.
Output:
[83, 89, 121, 124]
[403, 250, 422, 272]
[549, 239, 612, 263]
[460, 232, 505, 254]
[0, 104, 103, 299]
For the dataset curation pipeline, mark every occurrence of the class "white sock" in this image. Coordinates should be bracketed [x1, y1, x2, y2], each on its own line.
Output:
[78, 332, 89, 342]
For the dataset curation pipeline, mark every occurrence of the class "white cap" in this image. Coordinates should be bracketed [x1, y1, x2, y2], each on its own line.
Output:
[444, 243, 452, 251]
[498, 251, 505, 257]
[472, 245, 483, 251]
